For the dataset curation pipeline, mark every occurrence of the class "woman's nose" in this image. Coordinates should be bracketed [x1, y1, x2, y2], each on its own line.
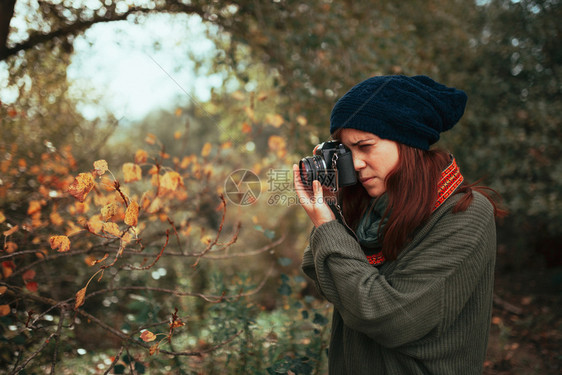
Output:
[353, 154, 366, 170]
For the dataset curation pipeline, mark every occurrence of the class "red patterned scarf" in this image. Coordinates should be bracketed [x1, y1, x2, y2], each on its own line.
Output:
[365, 157, 464, 266]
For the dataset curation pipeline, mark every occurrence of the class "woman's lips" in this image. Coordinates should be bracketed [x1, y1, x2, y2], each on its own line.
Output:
[360, 176, 375, 184]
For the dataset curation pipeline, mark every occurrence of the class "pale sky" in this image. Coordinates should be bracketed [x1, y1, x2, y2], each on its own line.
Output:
[68, 13, 223, 121]
[1, 12, 223, 122]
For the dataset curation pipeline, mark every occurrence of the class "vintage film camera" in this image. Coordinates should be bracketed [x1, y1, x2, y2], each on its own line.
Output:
[298, 141, 357, 190]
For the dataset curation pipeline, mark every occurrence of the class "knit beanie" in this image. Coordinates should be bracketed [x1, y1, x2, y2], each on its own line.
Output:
[330, 75, 468, 150]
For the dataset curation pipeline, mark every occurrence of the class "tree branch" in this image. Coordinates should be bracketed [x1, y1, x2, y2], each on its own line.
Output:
[0, 0, 16, 57]
[0, 1, 205, 61]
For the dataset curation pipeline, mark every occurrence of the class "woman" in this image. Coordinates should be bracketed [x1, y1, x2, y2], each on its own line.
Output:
[293, 75, 506, 374]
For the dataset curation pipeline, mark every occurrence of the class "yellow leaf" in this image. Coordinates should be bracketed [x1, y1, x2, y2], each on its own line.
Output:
[149, 343, 160, 355]
[87, 215, 103, 234]
[244, 106, 255, 120]
[49, 235, 71, 252]
[124, 200, 140, 226]
[0, 286, 7, 295]
[201, 235, 213, 245]
[268, 135, 287, 158]
[85, 253, 109, 266]
[201, 143, 212, 157]
[145, 133, 157, 145]
[122, 163, 142, 183]
[231, 90, 245, 101]
[93, 160, 108, 176]
[67, 173, 95, 202]
[160, 171, 183, 192]
[135, 149, 148, 164]
[266, 113, 284, 128]
[174, 130, 182, 139]
[296, 115, 307, 126]
[3, 225, 18, 236]
[75, 287, 86, 309]
[175, 107, 182, 116]
[27, 200, 43, 215]
[0, 305, 10, 317]
[140, 330, 157, 342]
[50, 211, 64, 226]
[0, 211, 5, 223]
[101, 203, 118, 222]
[102, 222, 121, 237]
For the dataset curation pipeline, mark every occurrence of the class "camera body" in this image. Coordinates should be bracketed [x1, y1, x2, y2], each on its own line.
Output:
[299, 141, 357, 190]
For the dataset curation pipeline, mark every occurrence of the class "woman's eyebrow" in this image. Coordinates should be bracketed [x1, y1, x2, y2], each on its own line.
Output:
[350, 139, 372, 146]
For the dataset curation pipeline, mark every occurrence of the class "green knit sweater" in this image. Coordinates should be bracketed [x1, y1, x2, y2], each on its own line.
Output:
[302, 191, 496, 374]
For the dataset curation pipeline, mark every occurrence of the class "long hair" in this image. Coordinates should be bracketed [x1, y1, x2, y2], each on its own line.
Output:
[338, 142, 506, 260]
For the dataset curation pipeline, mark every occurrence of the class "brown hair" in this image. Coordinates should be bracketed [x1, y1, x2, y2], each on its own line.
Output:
[337, 142, 507, 261]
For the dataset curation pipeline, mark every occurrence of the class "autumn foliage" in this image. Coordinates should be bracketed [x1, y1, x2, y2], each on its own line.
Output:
[0, 134, 300, 373]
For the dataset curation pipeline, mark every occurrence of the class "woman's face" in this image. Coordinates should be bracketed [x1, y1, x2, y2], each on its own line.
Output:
[339, 128, 399, 197]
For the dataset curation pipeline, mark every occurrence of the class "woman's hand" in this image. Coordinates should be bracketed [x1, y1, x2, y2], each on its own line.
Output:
[293, 164, 336, 227]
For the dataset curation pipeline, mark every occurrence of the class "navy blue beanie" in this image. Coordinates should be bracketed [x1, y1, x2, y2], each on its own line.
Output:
[330, 75, 468, 150]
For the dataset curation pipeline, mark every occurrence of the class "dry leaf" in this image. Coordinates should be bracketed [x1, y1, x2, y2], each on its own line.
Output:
[85, 253, 108, 266]
[145, 133, 157, 145]
[135, 149, 148, 164]
[102, 222, 121, 237]
[27, 200, 42, 215]
[140, 330, 157, 342]
[0, 305, 10, 317]
[149, 343, 160, 355]
[49, 211, 64, 226]
[25, 282, 38, 293]
[22, 269, 36, 281]
[241, 122, 252, 134]
[4, 241, 17, 253]
[67, 173, 95, 202]
[75, 287, 86, 309]
[124, 200, 140, 226]
[231, 90, 245, 101]
[160, 171, 183, 192]
[3, 225, 18, 236]
[170, 320, 185, 329]
[0, 211, 5, 224]
[201, 143, 212, 157]
[266, 113, 284, 128]
[101, 203, 118, 222]
[2, 261, 15, 278]
[122, 163, 142, 183]
[268, 135, 287, 158]
[49, 235, 71, 252]
[93, 160, 109, 176]
[0, 286, 7, 295]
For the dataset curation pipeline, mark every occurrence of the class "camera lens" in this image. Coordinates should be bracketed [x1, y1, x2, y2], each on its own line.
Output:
[299, 156, 327, 186]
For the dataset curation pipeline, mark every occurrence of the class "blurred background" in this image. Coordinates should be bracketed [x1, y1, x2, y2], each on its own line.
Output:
[1, 0, 560, 374]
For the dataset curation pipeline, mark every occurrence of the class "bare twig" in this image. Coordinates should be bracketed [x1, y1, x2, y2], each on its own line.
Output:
[48, 306, 67, 375]
[10, 330, 59, 375]
[103, 345, 125, 375]
[493, 293, 524, 315]
[124, 229, 169, 270]
[193, 194, 228, 267]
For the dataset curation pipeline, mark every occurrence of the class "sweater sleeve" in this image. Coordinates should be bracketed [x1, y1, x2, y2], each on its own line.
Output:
[306, 192, 496, 348]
